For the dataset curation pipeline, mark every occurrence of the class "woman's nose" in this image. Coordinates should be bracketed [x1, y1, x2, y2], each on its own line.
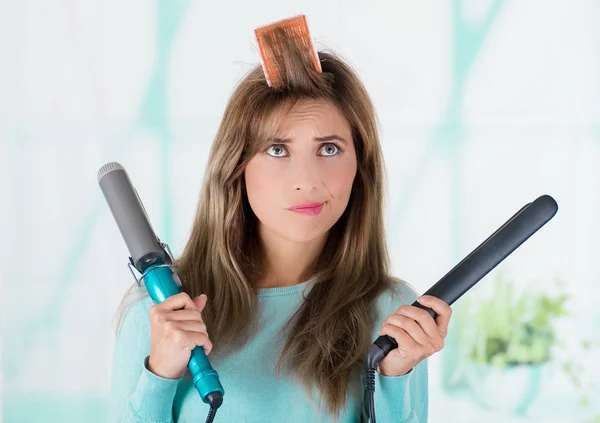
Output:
[292, 158, 319, 192]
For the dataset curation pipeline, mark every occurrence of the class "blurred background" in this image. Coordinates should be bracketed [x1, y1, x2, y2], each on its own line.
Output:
[1, 0, 599, 422]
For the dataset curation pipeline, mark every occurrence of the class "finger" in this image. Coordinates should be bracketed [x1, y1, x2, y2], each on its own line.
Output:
[382, 314, 432, 349]
[171, 320, 208, 335]
[159, 292, 196, 311]
[173, 330, 213, 355]
[378, 325, 419, 357]
[192, 294, 208, 313]
[167, 309, 204, 322]
[417, 296, 452, 336]
[395, 305, 442, 343]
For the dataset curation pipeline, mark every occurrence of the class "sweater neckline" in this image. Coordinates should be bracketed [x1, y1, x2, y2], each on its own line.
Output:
[257, 278, 316, 297]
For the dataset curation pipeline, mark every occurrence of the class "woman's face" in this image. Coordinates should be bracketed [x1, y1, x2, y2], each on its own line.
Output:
[244, 99, 358, 244]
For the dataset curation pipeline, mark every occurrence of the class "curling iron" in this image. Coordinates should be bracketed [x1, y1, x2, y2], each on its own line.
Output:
[98, 162, 224, 423]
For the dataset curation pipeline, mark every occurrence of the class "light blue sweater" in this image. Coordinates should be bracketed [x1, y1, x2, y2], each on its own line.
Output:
[107, 279, 428, 422]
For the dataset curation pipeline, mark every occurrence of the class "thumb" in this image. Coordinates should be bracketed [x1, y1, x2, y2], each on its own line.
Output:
[192, 294, 208, 312]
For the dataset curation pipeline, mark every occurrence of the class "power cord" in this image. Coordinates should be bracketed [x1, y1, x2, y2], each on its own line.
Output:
[364, 367, 377, 423]
[205, 407, 217, 423]
[364, 336, 396, 422]
[204, 392, 223, 423]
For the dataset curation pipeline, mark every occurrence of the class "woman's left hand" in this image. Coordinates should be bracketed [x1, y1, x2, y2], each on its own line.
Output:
[376, 295, 452, 377]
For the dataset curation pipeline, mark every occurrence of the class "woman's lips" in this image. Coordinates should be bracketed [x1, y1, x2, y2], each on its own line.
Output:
[287, 202, 324, 216]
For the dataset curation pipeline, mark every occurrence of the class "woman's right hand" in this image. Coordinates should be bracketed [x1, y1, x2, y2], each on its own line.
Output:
[147, 292, 213, 379]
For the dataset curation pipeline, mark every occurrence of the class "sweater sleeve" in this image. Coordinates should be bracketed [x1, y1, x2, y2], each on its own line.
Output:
[367, 359, 428, 422]
[362, 278, 429, 422]
[106, 291, 182, 423]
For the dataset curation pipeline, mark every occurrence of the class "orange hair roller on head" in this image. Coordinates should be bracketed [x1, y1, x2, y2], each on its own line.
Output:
[254, 14, 322, 88]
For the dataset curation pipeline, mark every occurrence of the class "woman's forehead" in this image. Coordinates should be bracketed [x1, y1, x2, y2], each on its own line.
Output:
[268, 99, 349, 135]
[248, 97, 351, 154]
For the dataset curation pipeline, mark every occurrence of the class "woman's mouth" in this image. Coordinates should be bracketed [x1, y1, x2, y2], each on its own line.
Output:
[287, 202, 325, 216]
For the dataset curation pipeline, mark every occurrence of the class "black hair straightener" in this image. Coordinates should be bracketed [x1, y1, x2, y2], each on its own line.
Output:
[363, 194, 559, 423]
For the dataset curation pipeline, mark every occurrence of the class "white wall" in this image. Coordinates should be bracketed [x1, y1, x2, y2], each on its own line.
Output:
[1, 1, 599, 421]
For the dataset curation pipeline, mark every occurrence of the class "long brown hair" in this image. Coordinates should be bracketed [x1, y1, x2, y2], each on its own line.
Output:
[121, 29, 398, 420]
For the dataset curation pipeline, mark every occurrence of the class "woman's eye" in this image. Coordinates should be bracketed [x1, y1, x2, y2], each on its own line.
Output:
[266, 144, 288, 157]
[266, 143, 341, 158]
[319, 143, 341, 156]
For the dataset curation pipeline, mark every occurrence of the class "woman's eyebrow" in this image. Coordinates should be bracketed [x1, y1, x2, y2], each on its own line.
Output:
[315, 135, 348, 145]
[268, 135, 348, 145]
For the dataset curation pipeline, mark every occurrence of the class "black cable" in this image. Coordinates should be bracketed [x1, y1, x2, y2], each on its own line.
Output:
[364, 343, 386, 422]
[364, 368, 376, 423]
[204, 392, 223, 423]
[205, 407, 217, 423]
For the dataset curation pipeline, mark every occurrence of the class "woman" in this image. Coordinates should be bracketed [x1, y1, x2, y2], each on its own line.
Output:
[107, 31, 452, 423]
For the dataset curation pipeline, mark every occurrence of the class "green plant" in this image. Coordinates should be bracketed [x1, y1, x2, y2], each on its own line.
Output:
[465, 271, 569, 368]
[561, 338, 600, 422]
[451, 270, 600, 420]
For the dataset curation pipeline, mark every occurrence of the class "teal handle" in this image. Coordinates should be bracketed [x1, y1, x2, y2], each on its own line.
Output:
[189, 349, 223, 397]
[144, 265, 180, 302]
[144, 265, 225, 403]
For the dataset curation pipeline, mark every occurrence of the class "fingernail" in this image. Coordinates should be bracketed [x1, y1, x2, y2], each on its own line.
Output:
[418, 295, 428, 302]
